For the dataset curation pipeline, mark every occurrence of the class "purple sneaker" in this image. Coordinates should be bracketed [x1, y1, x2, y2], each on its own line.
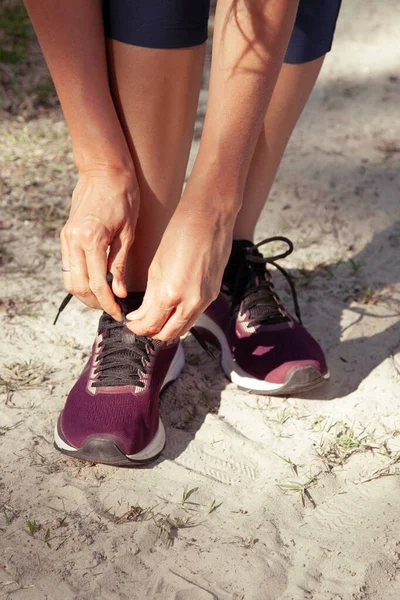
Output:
[54, 293, 184, 466]
[195, 237, 329, 395]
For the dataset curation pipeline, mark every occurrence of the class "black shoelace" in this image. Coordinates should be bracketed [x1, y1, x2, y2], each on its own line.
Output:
[54, 290, 216, 381]
[54, 293, 155, 388]
[92, 312, 154, 388]
[228, 236, 302, 327]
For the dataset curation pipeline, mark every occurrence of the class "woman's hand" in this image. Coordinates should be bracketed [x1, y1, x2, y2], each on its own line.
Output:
[125, 173, 241, 340]
[61, 167, 139, 321]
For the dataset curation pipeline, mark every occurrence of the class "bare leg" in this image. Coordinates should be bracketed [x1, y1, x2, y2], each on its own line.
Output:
[107, 41, 205, 290]
[233, 56, 325, 241]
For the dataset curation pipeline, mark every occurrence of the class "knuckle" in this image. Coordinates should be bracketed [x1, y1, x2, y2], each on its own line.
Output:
[163, 285, 181, 306]
[81, 226, 99, 246]
[64, 225, 80, 243]
[146, 324, 161, 336]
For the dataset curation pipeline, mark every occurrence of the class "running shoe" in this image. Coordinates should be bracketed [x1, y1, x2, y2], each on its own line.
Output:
[194, 237, 329, 395]
[54, 292, 184, 466]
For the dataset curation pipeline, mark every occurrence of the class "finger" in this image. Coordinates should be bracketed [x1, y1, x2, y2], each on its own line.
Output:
[107, 235, 131, 299]
[178, 309, 205, 338]
[85, 245, 122, 320]
[126, 295, 174, 338]
[69, 245, 101, 309]
[154, 305, 205, 342]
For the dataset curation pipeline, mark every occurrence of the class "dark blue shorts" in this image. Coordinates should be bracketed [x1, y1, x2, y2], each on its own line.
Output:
[103, 0, 342, 64]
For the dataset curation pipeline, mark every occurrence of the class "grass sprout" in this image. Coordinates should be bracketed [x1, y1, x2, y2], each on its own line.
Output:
[0, 420, 23, 435]
[26, 520, 38, 536]
[315, 421, 377, 469]
[0, 361, 53, 403]
[272, 452, 299, 475]
[114, 503, 195, 547]
[265, 408, 292, 425]
[278, 477, 317, 508]
[208, 500, 222, 514]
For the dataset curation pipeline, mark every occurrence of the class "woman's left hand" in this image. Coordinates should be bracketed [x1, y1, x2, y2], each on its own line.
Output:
[126, 176, 240, 341]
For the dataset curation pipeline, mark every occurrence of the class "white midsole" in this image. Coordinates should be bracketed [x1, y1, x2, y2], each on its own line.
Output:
[195, 313, 329, 392]
[54, 342, 185, 458]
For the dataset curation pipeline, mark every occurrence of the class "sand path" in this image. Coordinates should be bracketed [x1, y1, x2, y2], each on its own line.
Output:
[1, 1, 399, 598]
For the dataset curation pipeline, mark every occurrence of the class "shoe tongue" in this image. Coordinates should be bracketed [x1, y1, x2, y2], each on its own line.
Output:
[230, 239, 254, 260]
[107, 291, 164, 348]
[116, 292, 144, 318]
[99, 291, 144, 341]
[229, 242, 289, 324]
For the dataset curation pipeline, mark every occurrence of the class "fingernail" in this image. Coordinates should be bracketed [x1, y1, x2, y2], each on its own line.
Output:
[126, 311, 137, 320]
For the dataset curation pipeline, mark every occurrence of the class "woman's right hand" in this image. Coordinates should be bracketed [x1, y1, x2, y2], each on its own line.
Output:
[60, 167, 139, 321]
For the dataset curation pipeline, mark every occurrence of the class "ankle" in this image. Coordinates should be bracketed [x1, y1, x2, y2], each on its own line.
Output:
[232, 229, 255, 243]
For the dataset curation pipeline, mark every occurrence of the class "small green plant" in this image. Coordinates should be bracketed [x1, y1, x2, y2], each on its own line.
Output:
[278, 476, 316, 507]
[181, 485, 198, 506]
[208, 499, 222, 514]
[315, 422, 376, 469]
[0, 420, 23, 435]
[182, 484, 189, 505]
[272, 452, 299, 476]
[44, 528, 51, 548]
[349, 258, 361, 273]
[186, 354, 201, 366]
[26, 520, 38, 536]
[114, 504, 195, 547]
[309, 415, 327, 431]
[265, 408, 292, 425]
[0, 361, 53, 403]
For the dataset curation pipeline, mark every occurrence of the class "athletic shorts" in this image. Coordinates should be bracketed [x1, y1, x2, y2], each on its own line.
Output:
[103, 0, 342, 64]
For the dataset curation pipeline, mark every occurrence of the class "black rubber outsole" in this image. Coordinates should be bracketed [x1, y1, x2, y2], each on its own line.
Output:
[54, 438, 165, 468]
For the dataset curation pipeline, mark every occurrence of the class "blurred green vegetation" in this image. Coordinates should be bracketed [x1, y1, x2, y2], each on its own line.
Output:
[0, 1, 57, 114]
[0, 1, 34, 64]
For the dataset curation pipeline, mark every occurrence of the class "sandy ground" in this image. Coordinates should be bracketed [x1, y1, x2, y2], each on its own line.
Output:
[1, 1, 400, 598]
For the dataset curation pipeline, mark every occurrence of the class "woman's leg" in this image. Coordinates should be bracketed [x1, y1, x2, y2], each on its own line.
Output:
[233, 55, 324, 240]
[106, 41, 205, 291]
